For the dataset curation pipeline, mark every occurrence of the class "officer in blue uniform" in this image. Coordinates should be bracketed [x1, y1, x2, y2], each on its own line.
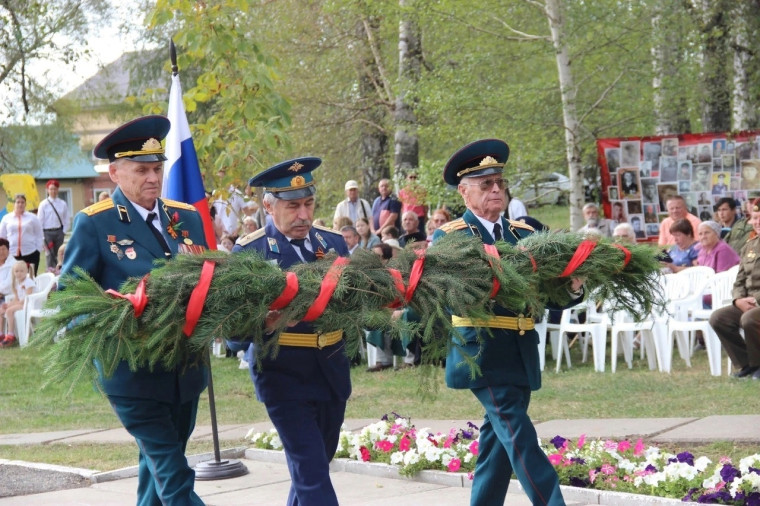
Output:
[230, 157, 350, 506]
[433, 139, 583, 506]
[61, 115, 209, 506]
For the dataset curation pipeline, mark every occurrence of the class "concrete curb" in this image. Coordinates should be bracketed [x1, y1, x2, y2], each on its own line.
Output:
[244, 448, 699, 506]
[91, 447, 247, 483]
[0, 458, 98, 480]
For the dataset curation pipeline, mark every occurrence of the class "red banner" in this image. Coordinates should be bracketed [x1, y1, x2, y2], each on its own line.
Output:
[597, 131, 760, 242]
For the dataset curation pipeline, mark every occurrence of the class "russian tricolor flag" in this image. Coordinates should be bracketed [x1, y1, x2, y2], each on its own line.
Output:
[164, 73, 217, 250]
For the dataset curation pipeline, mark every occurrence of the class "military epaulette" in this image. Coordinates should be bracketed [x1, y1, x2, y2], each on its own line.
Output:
[81, 199, 114, 216]
[312, 223, 342, 237]
[438, 218, 467, 234]
[162, 198, 196, 212]
[236, 228, 266, 246]
[507, 219, 535, 232]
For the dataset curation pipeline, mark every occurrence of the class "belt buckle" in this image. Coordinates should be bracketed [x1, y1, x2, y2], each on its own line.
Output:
[516, 314, 529, 336]
[317, 334, 327, 349]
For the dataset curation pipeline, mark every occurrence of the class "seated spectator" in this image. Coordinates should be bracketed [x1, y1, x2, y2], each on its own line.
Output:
[430, 208, 451, 229]
[355, 217, 380, 249]
[380, 225, 399, 242]
[0, 261, 35, 347]
[399, 211, 426, 247]
[334, 216, 353, 231]
[241, 216, 258, 235]
[697, 220, 740, 312]
[312, 218, 326, 227]
[663, 219, 698, 273]
[715, 197, 752, 255]
[219, 234, 236, 252]
[578, 203, 612, 237]
[0, 238, 13, 300]
[340, 225, 360, 255]
[612, 223, 636, 243]
[382, 238, 403, 258]
[371, 242, 393, 261]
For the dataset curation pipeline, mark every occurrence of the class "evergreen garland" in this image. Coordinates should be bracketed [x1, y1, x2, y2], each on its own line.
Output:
[33, 232, 662, 389]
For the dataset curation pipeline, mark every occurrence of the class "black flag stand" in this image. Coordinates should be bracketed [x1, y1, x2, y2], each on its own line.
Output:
[169, 39, 247, 481]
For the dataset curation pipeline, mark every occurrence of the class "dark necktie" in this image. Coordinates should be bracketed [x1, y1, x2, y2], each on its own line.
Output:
[290, 238, 315, 262]
[493, 222, 503, 241]
[146, 212, 172, 257]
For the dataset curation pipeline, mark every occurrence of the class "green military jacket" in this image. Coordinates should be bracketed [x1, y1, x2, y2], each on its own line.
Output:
[724, 218, 752, 255]
[732, 234, 760, 301]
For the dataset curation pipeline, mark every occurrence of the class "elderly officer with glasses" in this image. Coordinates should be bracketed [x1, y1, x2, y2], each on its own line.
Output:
[433, 139, 583, 506]
[230, 157, 349, 506]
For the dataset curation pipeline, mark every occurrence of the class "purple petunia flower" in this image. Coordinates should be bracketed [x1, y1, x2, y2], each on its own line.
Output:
[461, 429, 474, 439]
[645, 464, 658, 472]
[719, 463, 740, 483]
[676, 451, 695, 466]
[746, 491, 760, 506]
[570, 457, 586, 466]
[467, 421, 479, 430]
[550, 435, 567, 450]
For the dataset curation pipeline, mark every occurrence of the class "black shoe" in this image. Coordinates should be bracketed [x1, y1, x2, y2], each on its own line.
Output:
[732, 365, 759, 378]
[752, 369, 760, 381]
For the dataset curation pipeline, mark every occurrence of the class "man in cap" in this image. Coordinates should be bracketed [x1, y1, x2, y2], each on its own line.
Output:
[61, 115, 209, 506]
[37, 179, 70, 271]
[710, 197, 760, 381]
[433, 139, 583, 506]
[333, 179, 371, 230]
[230, 158, 349, 506]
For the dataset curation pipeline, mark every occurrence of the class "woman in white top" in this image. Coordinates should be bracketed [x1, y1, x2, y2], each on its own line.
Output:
[0, 260, 35, 347]
[0, 194, 43, 276]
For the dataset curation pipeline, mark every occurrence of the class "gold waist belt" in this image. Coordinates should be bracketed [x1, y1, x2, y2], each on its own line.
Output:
[451, 315, 535, 335]
[278, 330, 343, 349]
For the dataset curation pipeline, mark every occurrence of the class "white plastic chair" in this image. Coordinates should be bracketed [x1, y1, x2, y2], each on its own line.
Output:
[16, 272, 57, 347]
[552, 301, 609, 373]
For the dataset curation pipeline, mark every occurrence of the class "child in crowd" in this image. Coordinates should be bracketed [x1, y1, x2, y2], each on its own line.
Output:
[0, 261, 35, 347]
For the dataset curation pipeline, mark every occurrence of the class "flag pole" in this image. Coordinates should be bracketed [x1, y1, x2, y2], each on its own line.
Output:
[169, 39, 247, 481]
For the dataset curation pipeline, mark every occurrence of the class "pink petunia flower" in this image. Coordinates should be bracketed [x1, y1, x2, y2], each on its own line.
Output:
[617, 440, 631, 453]
[633, 438, 645, 457]
[469, 440, 479, 456]
[448, 458, 461, 472]
[601, 463, 616, 475]
[375, 440, 394, 452]
[399, 435, 411, 452]
[589, 469, 597, 484]
[360, 446, 371, 462]
[548, 453, 564, 465]
[577, 434, 586, 449]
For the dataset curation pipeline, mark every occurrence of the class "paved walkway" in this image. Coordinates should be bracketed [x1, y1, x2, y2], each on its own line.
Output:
[1, 415, 759, 505]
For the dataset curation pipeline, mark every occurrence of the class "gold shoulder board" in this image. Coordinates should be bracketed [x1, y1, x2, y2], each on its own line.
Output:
[312, 223, 342, 237]
[162, 198, 197, 211]
[236, 228, 266, 246]
[81, 199, 114, 216]
[508, 219, 535, 232]
[439, 218, 467, 234]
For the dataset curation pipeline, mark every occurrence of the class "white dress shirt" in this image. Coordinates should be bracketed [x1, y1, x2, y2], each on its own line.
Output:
[37, 197, 70, 233]
[0, 212, 44, 256]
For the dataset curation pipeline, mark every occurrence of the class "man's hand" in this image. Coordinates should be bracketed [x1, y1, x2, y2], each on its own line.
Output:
[735, 297, 757, 313]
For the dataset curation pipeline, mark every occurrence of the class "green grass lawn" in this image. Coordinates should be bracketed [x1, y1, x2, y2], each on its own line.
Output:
[2, 339, 759, 470]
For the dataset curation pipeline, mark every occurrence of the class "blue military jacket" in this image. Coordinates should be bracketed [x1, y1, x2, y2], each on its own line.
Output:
[231, 222, 351, 404]
[61, 187, 209, 403]
[432, 209, 545, 391]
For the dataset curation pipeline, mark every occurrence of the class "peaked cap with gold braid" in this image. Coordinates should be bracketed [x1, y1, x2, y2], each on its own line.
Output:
[443, 139, 510, 186]
[248, 157, 321, 200]
[93, 115, 170, 163]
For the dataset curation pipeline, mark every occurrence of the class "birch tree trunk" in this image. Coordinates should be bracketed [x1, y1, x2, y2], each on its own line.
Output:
[731, 1, 759, 131]
[545, 0, 584, 230]
[394, 0, 420, 175]
[695, 0, 732, 132]
[651, 1, 691, 135]
[356, 18, 391, 200]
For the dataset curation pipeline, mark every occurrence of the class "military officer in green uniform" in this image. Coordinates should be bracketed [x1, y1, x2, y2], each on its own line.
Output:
[710, 197, 760, 380]
[433, 139, 584, 506]
[61, 115, 209, 506]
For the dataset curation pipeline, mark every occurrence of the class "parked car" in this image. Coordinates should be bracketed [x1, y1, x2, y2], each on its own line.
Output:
[512, 172, 571, 206]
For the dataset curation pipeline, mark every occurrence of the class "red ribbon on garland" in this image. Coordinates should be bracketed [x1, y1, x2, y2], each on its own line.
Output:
[105, 275, 149, 318]
[611, 243, 632, 269]
[182, 260, 216, 337]
[404, 249, 426, 303]
[302, 256, 350, 322]
[559, 239, 597, 277]
[483, 244, 501, 299]
[386, 268, 406, 309]
[269, 272, 299, 311]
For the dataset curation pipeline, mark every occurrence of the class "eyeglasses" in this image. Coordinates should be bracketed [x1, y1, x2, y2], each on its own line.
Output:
[408, 175, 417, 180]
[461, 178, 508, 191]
